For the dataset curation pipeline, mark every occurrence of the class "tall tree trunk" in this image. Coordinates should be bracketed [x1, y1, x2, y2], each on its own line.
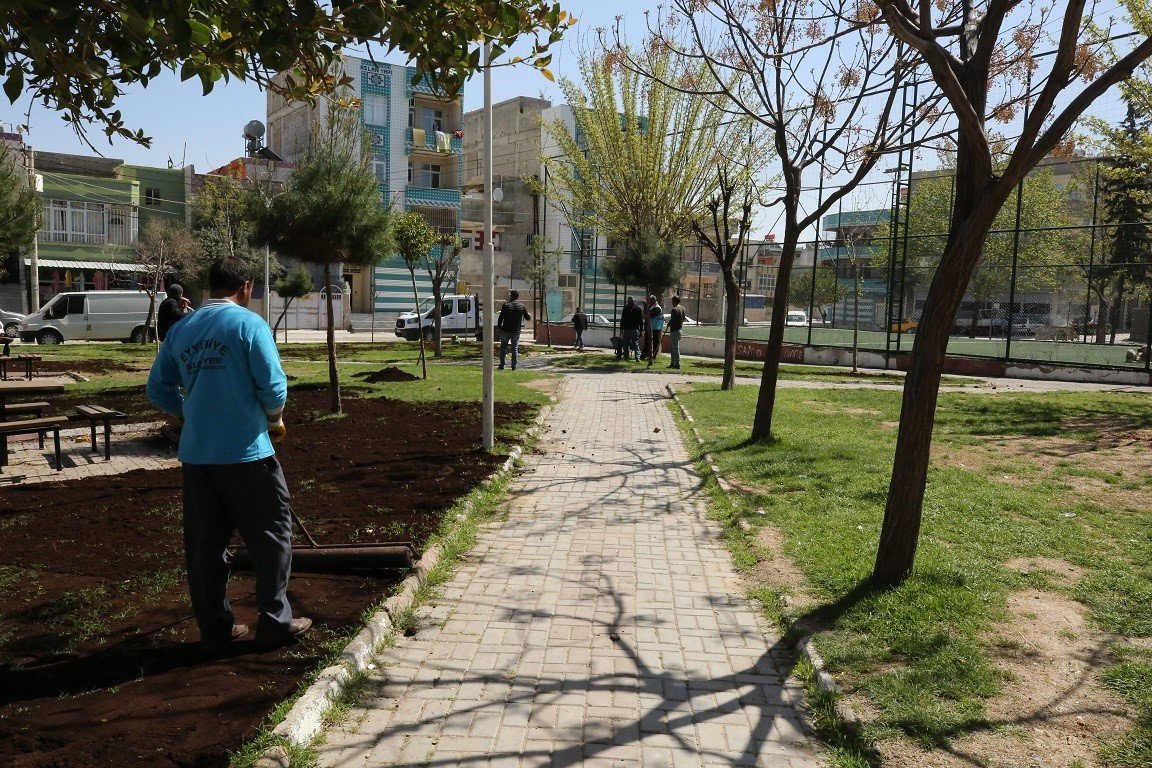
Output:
[721, 265, 740, 390]
[432, 279, 443, 358]
[323, 262, 342, 414]
[751, 208, 800, 441]
[873, 201, 1002, 587]
[852, 264, 860, 374]
[410, 269, 427, 379]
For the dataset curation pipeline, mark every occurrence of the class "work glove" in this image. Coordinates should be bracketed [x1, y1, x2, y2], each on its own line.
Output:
[268, 417, 287, 443]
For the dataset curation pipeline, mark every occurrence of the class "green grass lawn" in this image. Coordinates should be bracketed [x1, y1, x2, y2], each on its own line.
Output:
[682, 324, 1146, 367]
[677, 384, 1152, 766]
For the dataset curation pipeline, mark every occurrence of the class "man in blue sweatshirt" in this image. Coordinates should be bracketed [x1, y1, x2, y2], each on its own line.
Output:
[147, 257, 310, 651]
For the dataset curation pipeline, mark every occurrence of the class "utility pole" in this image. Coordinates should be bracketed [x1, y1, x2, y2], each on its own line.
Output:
[26, 146, 40, 311]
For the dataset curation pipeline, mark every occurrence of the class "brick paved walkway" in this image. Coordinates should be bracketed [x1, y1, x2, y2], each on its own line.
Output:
[317, 374, 824, 768]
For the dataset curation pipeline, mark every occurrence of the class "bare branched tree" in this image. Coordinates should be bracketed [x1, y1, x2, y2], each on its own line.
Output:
[869, 0, 1152, 585]
[619, 1, 942, 441]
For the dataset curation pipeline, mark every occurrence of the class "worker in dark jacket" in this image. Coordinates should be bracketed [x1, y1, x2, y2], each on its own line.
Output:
[496, 290, 531, 371]
[619, 297, 643, 362]
[157, 284, 193, 341]
[572, 308, 589, 350]
[667, 295, 686, 369]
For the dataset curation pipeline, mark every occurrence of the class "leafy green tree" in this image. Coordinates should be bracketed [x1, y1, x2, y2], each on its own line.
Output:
[393, 211, 437, 379]
[190, 176, 267, 288]
[1, 1, 572, 144]
[0, 145, 39, 282]
[788, 264, 845, 322]
[272, 265, 315, 343]
[603, 227, 682, 361]
[254, 101, 392, 413]
[427, 233, 464, 358]
[541, 43, 748, 245]
[1096, 100, 1152, 343]
[873, 166, 1074, 338]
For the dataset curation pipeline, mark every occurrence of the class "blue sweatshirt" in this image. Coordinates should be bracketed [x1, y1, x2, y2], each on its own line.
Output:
[147, 299, 287, 465]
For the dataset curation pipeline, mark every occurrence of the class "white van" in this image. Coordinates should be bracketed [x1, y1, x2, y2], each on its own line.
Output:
[395, 294, 483, 341]
[18, 290, 154, 344]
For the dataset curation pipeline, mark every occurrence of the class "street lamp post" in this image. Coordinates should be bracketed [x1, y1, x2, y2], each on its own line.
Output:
[481, 41, 495, 452]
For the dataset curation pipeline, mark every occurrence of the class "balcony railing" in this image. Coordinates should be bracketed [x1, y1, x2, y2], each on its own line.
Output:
[406, 186, 461, 208]
[407, 127, 462, 154]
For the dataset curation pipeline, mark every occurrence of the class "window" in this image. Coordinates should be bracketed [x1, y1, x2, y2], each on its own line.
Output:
[145, 188, 161, 206]
[363, 94, 388, 125]
[411, 162, 442, 188]
[41, 200, 137, 245]
[373, 160, 388, 183]
[421, 107, 443, 134]
[408, 98, 414, 128]
[458, 298, 472, 315]
[757, 274, 776, 292]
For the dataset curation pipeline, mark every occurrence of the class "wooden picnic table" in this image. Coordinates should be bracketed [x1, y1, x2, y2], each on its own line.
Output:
[0, 354, 41, 381]
[0, 379, 68, 469]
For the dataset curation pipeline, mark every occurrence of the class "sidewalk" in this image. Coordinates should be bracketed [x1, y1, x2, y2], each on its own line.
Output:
[316, 373, 824, 768]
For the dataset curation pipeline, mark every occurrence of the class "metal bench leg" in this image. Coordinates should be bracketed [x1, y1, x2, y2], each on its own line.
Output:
[38, 429, 44, 450]
[90, 420, 97, 453]
[54, 429, 62, 471]
[104, 419, 112, 461]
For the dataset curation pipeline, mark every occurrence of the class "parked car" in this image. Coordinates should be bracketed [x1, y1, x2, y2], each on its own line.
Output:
[0, 306, 24, 337]
[560, 312, 612, 326]
[785, 310, 809, 327]
[395, 294, 482, 341]
[18, 291, 154, 344]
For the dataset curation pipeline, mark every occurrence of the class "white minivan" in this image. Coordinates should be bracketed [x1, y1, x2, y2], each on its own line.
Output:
[395, 294, 483, 341]
[18, 290, 154, 344]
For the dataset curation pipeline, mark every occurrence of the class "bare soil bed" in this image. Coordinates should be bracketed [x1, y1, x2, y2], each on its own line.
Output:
[0, 388, 534, 768]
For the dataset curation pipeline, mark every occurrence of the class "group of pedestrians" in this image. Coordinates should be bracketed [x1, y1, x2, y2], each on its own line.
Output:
[572, 294, 685, 369]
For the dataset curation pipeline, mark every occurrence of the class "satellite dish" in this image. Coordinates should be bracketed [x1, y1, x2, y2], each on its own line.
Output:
[492, 187, 504, 202]
[243, 120, 266, 140]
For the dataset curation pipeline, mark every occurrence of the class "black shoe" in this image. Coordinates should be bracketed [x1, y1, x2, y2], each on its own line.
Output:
[255, 617, 312, 648]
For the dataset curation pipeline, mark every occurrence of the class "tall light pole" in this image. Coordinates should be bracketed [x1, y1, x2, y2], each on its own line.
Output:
[26, 147, 40, 311]
[481, 41, 495, 452]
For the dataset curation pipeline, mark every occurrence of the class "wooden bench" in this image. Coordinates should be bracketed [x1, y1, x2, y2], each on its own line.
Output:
[0, 354, 42, 381]
[0, 416, 68, 471]
[69, 405, 128, 461]
[4, 401, 52, 448]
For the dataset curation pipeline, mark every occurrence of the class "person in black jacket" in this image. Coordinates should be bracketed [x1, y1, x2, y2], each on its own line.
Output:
[157, 284, 194, 342]
[619, 296, 643, 361]
[572, 307, 588, 350]
[667, 295, 686, 369]
[496, 290, 531, 370]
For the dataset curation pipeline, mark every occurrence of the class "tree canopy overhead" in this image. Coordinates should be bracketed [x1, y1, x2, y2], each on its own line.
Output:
[1, 0, 574, 144]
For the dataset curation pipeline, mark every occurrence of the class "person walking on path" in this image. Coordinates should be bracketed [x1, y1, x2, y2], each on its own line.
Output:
[157, 283, 194, 342]
[644, 294, 664, 368]
[147, 257, 311, 651]
[572, 307, 588, 350]
[619, 296, 643, 361]
[497, 289, 531, 371]
[667, 294, 685, 369]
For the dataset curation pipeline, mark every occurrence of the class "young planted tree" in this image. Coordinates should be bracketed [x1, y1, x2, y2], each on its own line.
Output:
[869, 0, 1152, 586]
[690, 158, 758, 390]
[272, 265, 315, 343]
[393, 211, 437, 379]
[623, 3, 936, 442]
[525, 234, 559, 346]
[427, 233, 464, 358]
[0, 145, 39, 282]
[2, 2, 571, 145]
[135, 220, 201, 348]
[255, 102, 392, 413]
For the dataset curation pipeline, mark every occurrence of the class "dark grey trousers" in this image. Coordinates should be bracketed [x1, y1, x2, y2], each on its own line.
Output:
[183, 456, 294, 643]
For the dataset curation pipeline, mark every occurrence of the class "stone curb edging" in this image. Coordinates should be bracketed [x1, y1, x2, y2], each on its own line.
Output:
[662, 385, 839, 701]
[254, 401, 554, 764]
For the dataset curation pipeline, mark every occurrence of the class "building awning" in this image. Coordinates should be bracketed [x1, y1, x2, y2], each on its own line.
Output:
[24, 258, 151, 273]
